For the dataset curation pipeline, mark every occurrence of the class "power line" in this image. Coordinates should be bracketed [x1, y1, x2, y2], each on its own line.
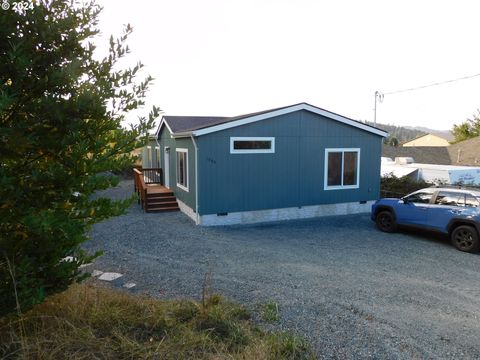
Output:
[384, 72, 480, 95]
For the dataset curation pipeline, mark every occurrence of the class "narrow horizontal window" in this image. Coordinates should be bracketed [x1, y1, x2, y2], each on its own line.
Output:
[230, 137, 275, 154]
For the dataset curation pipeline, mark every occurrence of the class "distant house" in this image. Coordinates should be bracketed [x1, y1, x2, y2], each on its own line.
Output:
[448, 136, 480, 166]
[382, 135, 480, 185]
[402, 133, 451, 147]
[151, 103, 388, 225]
[382, 144, 451, 165]
[383, 135, 480, 167]
[381, 157, 480, 185]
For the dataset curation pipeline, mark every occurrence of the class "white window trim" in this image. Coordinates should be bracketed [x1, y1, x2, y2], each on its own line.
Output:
[230, 137, 275, 154]
[324, 148, 360, 190]
[176, 148, 189, 192]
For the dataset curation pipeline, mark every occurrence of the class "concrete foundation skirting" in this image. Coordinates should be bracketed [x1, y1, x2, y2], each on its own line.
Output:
[198, 201, 375, 226]
[177, 199, 197, 223]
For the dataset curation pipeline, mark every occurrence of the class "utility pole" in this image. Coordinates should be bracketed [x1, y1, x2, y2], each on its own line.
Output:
[374, 91, 384, 126]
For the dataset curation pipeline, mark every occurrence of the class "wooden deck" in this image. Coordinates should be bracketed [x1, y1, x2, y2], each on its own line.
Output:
[145, 184, 174, 193]
[134, 168, 179, 212]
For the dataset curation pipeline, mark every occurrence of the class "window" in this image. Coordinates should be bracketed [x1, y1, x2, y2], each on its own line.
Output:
[176, 148, 188, 191]
[230, 137, 275, 154]
[434, 191, 465, 207]
[466, 194, 480, 207]
[404, 191, 434, 204]
[433, 192, 480, 207]
[324, 148, 360, 190]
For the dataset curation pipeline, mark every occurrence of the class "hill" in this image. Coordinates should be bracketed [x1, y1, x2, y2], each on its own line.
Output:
[364, 121, 427, 143]
[404, 126, 454, 141]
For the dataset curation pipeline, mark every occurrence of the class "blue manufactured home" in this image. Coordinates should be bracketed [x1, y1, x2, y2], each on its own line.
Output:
[153, 103, 388, 225]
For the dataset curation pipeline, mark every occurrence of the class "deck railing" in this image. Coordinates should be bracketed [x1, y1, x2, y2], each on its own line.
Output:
[141, 167, 163, 185]
[133, 168, 147, 209]
[133, 167, 164, 210]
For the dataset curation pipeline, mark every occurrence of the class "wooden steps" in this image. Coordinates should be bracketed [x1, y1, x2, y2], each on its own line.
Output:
[145, 188, 179, 213]
[133, 168, 179, 213]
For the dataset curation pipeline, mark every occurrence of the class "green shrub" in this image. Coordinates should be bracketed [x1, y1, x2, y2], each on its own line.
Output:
[381, 173, 432, 198]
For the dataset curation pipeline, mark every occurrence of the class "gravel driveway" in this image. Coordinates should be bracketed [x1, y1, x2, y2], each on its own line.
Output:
[85, 180, 480, 359]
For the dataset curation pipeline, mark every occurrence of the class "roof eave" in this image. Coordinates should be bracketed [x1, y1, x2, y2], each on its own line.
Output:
[190, 103, 389, 138]
[155, 116, 174, 138]
[172, 131, 193, 138]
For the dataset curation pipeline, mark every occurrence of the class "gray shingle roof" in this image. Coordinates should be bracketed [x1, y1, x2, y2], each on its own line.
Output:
[448, 136, 480, 166]
[382, 136, 480, 166]
[163, 116, 229, 133]
[382, 145, 452, 165]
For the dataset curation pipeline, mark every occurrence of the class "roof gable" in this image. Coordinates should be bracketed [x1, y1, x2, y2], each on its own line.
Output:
[402, 133, 451, 146]
[156, 103, 388, 138]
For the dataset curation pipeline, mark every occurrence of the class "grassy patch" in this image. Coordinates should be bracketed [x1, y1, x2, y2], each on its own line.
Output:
[0, 284, 314, 359]
[261, 300, 280, 322]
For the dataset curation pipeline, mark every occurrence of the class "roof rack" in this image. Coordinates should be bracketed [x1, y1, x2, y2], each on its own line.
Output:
[431, 184, 480, 191]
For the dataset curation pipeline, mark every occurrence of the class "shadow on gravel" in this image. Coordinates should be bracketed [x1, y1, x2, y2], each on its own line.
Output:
[397, 226, 460, 252]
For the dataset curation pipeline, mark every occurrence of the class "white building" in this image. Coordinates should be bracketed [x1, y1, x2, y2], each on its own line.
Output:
[381, 157, 480, 185]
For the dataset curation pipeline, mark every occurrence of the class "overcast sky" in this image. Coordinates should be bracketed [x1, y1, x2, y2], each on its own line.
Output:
[95, 0, 480, 131]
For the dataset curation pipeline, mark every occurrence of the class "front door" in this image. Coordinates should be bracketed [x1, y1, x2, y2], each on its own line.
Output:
[164, 147, 170, 188]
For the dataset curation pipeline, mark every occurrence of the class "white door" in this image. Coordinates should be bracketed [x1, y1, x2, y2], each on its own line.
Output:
[164, 147, 170, 188]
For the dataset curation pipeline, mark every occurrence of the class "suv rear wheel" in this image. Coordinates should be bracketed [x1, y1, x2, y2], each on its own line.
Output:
[451, 225, 480, 253]
[375, 211, 397, 233]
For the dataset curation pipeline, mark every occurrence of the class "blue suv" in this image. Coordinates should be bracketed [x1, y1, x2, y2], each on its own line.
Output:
[371, 187, 480, 253]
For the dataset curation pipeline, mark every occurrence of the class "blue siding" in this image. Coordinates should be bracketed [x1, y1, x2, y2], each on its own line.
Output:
[158, 127, 196, 210]
[196, 110, 382, 215]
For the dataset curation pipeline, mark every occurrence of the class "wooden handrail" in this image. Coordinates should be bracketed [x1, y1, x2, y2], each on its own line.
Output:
[133, 167, 164, 211]
[142, 167, 163, 185]
[133, 168, 147, 209]
[139, 176, 147, 210]
[133, 168, 142, 192]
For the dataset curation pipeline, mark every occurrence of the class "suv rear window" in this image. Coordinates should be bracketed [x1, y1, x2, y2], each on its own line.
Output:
[466, 194, 480, 207]
[434, 191, 465, 207]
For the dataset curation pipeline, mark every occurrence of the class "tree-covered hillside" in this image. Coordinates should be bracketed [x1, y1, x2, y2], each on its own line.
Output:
[364, 121, 427, 145]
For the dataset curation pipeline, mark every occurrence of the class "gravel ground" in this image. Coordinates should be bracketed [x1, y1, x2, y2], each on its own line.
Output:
[84, 180, 480, 359]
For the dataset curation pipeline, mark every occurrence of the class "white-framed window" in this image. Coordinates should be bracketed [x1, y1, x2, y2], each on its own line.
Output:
[230, 137, 275, 154]
[176, 148, 189, 192]
[324, 148, 360, 190]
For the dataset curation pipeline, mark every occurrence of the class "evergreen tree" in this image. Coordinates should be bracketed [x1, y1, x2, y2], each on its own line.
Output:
[365, 121, 426, 143]
[452, 110, 480, 142]
[0, 0, 158, 315]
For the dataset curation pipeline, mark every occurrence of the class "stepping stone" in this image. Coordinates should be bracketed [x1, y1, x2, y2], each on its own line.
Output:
[98, 272, 123, 281]
[123, 282, 136, 289]
[92, 270, 104, 277]
[79, 263, 93, 269]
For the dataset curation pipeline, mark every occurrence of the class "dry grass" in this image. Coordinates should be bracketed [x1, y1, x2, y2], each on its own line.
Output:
[0, 284, 314, 359]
